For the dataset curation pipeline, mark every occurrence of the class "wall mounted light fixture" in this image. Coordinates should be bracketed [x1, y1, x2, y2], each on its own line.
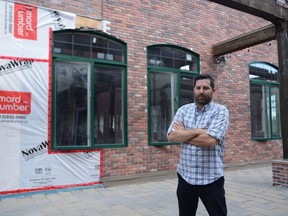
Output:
[214, 56, 226, 64]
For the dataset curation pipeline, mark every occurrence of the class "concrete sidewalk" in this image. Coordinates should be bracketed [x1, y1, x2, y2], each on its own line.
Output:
[0, 163, 287, 216]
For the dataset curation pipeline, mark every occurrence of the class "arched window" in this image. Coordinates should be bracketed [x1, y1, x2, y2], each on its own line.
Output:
[147, 44, 200, 145]
[52, 30, 127, 150]
[249, 62, 281, 140]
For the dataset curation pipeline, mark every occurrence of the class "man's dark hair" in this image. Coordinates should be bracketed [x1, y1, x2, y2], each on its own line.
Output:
[193, 74, 215, 89]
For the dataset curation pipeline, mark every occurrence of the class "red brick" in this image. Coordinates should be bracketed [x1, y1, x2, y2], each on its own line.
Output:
[18, 0, 283, 178]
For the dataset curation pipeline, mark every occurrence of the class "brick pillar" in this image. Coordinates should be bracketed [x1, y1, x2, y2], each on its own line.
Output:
[272, 160, 288, 187]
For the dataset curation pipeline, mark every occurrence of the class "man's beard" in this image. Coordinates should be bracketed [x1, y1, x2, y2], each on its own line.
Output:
[195, 94, 212, 106]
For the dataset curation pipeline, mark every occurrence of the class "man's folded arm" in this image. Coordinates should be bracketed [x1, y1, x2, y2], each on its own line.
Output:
[168, 128, 205, 143]
[186, 133, 219, 147]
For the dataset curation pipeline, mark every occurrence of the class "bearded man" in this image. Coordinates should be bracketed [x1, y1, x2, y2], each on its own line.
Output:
[167, 73, 229, 216]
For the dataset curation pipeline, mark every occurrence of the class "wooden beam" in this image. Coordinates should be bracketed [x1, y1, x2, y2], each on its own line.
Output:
[209, 0, 288, 162]
[277, 21, 288, 160]
[212, 24, 276, 56]
[208, 0, 288, 22]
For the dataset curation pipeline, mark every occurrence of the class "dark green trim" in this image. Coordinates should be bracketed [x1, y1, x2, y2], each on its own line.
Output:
[147, 44, 200, 146]
[250, 79, 279, 86]
[53, 53, 127, 67]
[51, 30, 128, 150]
[249, 61, 278, 70]
[147, 44, 200, 59]
[149, 142, 180, 146]
[53, 29, 126, 46]
[251, 137, 281, 141]
[147, 44, 200, 73]
[249, 62, 281, 141]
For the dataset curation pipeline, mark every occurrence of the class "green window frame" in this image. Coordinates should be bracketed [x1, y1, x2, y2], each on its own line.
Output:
[249, 62, 281, 140]
[51, 29, 128, 150]
[147, 44, 200, 146]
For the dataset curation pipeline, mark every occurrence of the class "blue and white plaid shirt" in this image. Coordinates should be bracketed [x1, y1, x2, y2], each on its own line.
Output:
[167, 101, 229, 185]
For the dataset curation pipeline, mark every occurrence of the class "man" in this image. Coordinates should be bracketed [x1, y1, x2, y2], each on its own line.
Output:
[167, 74, 229, 216]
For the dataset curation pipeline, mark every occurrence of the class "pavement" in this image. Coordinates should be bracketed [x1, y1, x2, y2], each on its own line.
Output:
[0, 162, 287, 216]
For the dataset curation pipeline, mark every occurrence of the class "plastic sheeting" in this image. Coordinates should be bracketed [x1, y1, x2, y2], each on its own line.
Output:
[0, 0, 101, 194]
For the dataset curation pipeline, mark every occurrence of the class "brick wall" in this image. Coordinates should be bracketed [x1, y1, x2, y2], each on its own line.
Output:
[100, 0, 282, 177]
[18, 0, 102, 19]
[272, 160, 288, 187]
[17, 0, 283, 178]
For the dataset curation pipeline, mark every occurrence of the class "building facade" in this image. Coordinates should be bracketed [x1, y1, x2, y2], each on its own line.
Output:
[0, 0, 282, 193]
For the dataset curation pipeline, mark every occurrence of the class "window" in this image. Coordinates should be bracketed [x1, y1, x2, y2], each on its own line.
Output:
[249, 62, 281, 140]
[52, 30, 127, 150]
[147, 45, 200, 145]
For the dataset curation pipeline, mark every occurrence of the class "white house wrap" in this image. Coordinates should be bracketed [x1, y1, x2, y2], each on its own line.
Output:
[0, 0, 101, 195]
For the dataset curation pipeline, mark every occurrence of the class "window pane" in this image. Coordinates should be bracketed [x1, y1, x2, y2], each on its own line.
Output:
[74, 45, 91, 58]
[92, 47, 107, 60]
[174, 49, 185, 59]
[180, 76, 194, 105]
[250, 83, 271, 138]
[74, 33, 91, 46]
[54, 42, 72, 55]
[271, 86, 281, 137]
[54, 32, 126, 63]
[161, 47, 174, 58]
[149, 72, 177, 142]
[147, 46, 198, 71]
[54, 33, 72, 43]
[55, 61, 90, 147]
[147, 47, 161, 66]
[94, 66, 123, 144]
[93, 36, 108, 48]
[162, 57, 173, 68]
[148, 46, 161, 56]
[109, 40, 123, 50]
[175, 59, 188, 70]
[148, 55, 162, 66]
[249, 63, 278, 82]
[108, 49, 123, 62]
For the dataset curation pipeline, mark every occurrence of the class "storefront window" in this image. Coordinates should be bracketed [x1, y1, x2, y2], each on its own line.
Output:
[249, 62, 281, 140]
[147, 45, 199, 145]
[52, 30, 127, 150]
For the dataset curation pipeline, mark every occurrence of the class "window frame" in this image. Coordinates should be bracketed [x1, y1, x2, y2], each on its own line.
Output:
[147, 44, 200, 146]
[51, 29, 128, 150]
[249, 61, 281, 141]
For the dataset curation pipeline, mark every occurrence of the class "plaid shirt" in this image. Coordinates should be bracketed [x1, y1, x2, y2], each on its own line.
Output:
[167, 101, 229, 185]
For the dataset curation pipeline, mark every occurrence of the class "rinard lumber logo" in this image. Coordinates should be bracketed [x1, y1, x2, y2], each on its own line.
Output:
[0, 59, 33, 75]
[14, 3, 38, 40]
[0, 90, 31, 114]
[22, 141, 48, 161]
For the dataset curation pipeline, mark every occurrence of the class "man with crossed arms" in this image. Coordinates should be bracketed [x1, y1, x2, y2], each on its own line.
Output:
[167, 74, 229, 216]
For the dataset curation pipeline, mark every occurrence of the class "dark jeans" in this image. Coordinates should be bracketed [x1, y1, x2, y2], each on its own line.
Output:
[177, 173, 227, 216]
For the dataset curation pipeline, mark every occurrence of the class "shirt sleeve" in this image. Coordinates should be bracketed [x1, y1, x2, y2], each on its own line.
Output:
[167, 105, 186, 136]
[206, 105, 229, 142]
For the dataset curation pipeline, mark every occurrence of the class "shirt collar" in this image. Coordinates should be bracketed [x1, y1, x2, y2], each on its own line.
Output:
[195, 101, 213, 112]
